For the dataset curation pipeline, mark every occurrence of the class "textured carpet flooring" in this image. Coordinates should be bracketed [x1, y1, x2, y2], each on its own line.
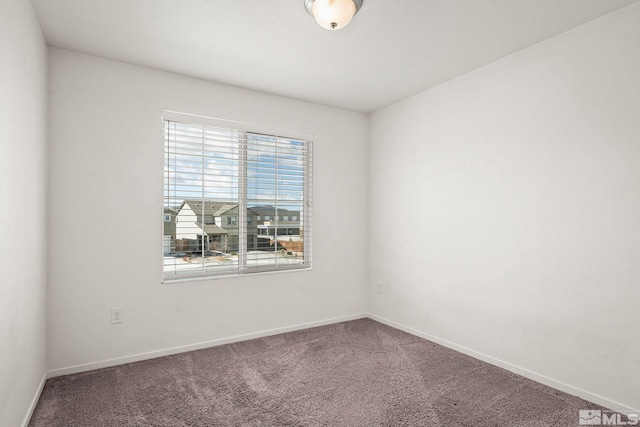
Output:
[29, 319, 603, 426]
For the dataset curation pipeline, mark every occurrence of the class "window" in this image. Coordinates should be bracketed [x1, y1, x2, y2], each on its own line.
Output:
[283, 216, 289, 221]
[163, 113, 312, 282]
[164, 214, 172, 222]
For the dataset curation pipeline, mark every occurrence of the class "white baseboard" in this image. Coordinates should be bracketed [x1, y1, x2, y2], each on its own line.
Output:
[367, 313, 639, 414]
[47, 313, 367, 378]
[21, 372, 47, 427]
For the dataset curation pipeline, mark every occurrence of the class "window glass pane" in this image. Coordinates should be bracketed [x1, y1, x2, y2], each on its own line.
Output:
[247, 133, 307, 270]
[163, 121, 240, 280]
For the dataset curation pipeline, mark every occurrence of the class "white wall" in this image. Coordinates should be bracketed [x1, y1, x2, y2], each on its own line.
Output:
[47, 48, 368, 372]
[369, 3, 640, 411]
[0, 0, 48, 426]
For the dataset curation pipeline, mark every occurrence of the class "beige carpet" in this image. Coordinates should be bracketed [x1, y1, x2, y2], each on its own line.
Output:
[30, 319, 605, 426]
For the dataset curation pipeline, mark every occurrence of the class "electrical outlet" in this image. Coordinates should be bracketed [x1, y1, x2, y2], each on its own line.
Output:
[111, 306, 123, 324]
[377, 281, 384, 294]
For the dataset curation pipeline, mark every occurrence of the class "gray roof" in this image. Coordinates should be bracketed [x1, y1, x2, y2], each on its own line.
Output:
[180, 199, 300, 221]
[249, 205, 300, 217]
[196, 223, 229, 235]
[182, 200, 234, 216]
[213, 203, 238, 216]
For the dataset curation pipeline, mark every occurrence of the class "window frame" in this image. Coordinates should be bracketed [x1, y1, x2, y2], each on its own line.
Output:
[162, 111, 313, 283]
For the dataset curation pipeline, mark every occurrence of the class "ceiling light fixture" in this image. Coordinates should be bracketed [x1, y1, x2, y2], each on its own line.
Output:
[304, 0, 364, 30]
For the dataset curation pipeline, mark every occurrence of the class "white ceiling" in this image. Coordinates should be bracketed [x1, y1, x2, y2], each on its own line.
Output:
[31, 0, 638, 113]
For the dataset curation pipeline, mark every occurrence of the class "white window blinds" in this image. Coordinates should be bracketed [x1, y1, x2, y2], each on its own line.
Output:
[163, 113, 312, 282]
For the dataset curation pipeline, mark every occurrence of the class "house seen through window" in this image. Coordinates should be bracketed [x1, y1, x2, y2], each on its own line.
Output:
[162, 113, 312, 281]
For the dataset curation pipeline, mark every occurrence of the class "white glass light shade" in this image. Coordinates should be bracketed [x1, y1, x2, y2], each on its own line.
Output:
[311, 0, 357, 30]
